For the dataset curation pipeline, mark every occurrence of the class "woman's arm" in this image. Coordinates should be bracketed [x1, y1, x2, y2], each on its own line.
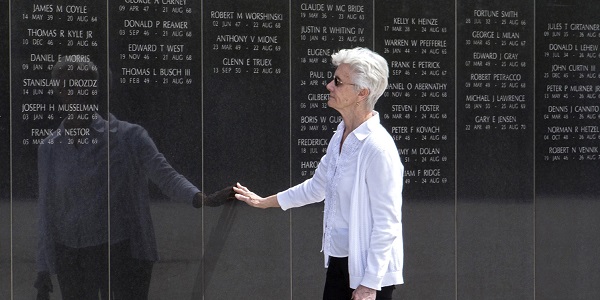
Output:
[233, 182, 280, 209]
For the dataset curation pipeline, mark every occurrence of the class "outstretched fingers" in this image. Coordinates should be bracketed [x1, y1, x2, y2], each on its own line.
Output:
[234, 182, 254, 205]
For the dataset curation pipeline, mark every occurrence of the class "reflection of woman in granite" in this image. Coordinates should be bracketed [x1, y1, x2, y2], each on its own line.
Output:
[34, 57, 233, 300]
[234, 48, 404, 300]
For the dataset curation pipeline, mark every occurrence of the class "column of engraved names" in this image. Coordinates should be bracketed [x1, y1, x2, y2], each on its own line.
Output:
[16, 1, 103, 147]
[539, 20, 600, 162]
[461, 9, 530, 133]
[292, 1, 371, 182]
[379, 14, 453, 188]
[207, 9, 284, 76]
[114, 0, 197, 86]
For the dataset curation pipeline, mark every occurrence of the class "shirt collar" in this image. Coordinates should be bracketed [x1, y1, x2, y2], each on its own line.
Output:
[338, 111, 380, 141]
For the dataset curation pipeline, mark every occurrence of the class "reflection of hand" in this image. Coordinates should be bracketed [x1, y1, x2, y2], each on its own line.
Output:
[352, 285, 376, 300]
[205, 186, 236, 207]
[193, 186, 236, 208]
[34, 271, 53, 300]
[233, 182, 279, 209]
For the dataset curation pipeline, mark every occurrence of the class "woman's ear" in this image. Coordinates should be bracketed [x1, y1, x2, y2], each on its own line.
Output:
[358, 87, 370, 100]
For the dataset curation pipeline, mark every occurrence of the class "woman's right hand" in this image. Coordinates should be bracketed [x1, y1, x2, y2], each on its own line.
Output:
[233, 182, 280, 209]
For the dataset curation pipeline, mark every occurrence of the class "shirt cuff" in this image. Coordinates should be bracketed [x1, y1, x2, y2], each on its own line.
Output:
[276, 190, 293, 211]
[359, 273, 384, 290]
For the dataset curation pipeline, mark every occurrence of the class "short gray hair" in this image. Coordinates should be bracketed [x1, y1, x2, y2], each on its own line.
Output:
[331, 47, 388, 111]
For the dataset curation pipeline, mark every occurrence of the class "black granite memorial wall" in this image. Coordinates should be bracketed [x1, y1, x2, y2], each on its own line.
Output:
[2, 0, 600, 299]
[456, 1, 535, 298]
[0, 1, 10, 298]
[535, 1, 600, 299]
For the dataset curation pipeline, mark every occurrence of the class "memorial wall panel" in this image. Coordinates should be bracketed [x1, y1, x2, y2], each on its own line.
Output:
[203, 1, 291, 299]
[456, 0, 535, 299]
[10, 0, 109, 298]
[374, 0, 455, 298]
[108, 1, 204, 298]
[1, 1, 10, 298]
[535, 1, 600, 299]
[3, 0, 600, 299]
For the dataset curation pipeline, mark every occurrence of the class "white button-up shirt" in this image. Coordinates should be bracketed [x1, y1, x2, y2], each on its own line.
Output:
[278, 112, 404, 290]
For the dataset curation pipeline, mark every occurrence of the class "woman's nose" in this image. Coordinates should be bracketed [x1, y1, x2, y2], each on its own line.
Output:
[326, 79, 335, 91]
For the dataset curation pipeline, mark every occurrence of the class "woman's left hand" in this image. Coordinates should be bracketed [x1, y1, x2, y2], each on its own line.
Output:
[352, 285, 376, 300]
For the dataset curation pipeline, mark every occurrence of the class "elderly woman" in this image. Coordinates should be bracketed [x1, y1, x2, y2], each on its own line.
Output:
[234, 47, 403, 300]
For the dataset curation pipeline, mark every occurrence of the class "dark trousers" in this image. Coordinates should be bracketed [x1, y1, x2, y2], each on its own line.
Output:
[323, 256, 395, 300]
[55, 240, 153, 300]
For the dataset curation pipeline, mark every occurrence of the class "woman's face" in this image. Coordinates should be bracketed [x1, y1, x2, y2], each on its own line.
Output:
[326, 64, 360, 114]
